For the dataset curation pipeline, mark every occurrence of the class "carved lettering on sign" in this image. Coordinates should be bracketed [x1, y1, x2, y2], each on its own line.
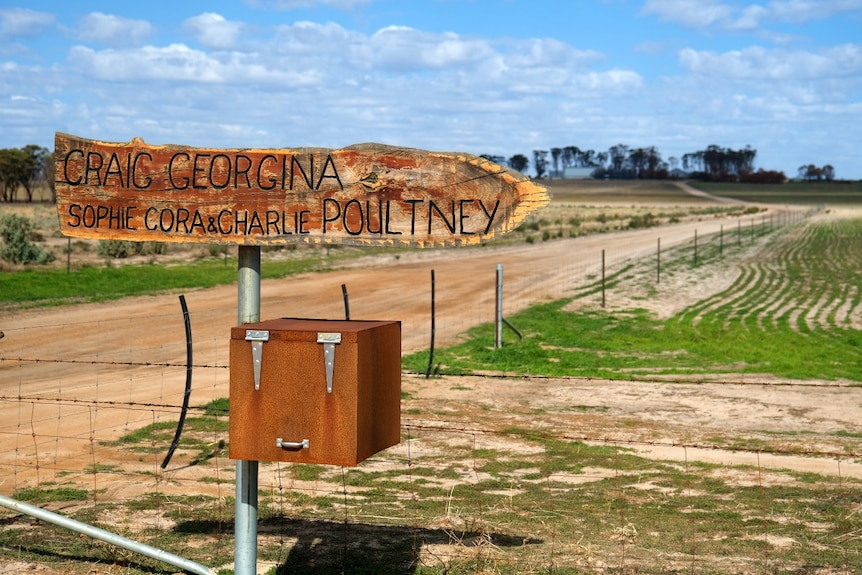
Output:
[55, 133, 549, 248]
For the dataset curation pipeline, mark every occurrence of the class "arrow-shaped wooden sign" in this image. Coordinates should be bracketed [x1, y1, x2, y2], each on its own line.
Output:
[54, 133, 549, 248]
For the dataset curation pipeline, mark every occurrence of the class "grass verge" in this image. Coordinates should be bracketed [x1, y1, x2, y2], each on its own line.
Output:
[404, 217, 862, 383]
[0, 254, 327, 308]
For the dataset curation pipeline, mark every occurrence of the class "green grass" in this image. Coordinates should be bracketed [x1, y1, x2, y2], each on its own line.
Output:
[0, 255, 328, 308]
[404, 298, 862, 381]
[13, 486, 90, 502]
[405, 217, 862, 382]
[690, 180, 862, 204]
[103, 405, 228, 463]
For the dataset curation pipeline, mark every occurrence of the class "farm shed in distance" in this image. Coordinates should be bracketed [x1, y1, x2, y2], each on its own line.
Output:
[547, 167, 596, 179]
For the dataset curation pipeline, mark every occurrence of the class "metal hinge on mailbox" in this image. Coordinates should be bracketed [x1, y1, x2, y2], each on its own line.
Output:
[245, 329, 269, 390]
[317, 332, 342, 393]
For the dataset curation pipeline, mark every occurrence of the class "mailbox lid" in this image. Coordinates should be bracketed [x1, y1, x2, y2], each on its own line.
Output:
[230, 317, 398, 343]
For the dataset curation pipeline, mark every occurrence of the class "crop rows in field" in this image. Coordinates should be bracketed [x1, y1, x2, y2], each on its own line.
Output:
[677, 217, 862, 334]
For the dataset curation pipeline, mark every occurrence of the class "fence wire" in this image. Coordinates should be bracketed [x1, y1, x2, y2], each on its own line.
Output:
[1, 210, 859, 574]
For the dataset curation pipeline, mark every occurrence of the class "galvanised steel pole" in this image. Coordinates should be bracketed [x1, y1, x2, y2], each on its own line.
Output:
[0, 495, 215, 575]
[495, 264, 503, 348]
[601, 250, 606, 308]
[236, 245, 261, 575]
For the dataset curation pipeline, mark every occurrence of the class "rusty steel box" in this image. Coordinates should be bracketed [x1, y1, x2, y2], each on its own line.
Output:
[229, 317, 401, 466]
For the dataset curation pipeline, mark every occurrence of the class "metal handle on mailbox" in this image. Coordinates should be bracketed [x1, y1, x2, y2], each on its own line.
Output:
[276, 438, 309, 450]
[317, 332, 342, 393]
[245, 330, 269, 391]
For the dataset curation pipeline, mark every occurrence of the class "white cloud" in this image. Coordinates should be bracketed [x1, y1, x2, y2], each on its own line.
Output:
[732, 5, 770, 30]
[642, 0, 862, 30]
[509, 38, 604, 68]
[76, 12, 153, 46]
[52, 15, 646, 153]
[371, 26, 495, 71]
[0, 7, 54, 39]
[767, 0, 862, 23]
[273, 20, 369, 60]
[184, 12, 243, 49]
[69, 44, 222, 82]
[244, 0, 371, 9]
[641, 0, 737, 28]
[68, 43, 321, 87]
[679, 44, 862, 80]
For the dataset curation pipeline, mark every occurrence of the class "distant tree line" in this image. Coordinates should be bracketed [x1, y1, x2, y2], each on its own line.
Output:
[0, 142, 843, 205]
[0, 145, 53, 202]
[798, 163, 835, 182]
[484, 143, 838, 183]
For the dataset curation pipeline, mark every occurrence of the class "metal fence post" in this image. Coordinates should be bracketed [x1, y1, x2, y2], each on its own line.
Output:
[693, 229, 698, 267]
[495, 264, 503, 348]
[601, 250, 606, 308]
[425, 269, 436, 377]
[236, 245, 261, 575]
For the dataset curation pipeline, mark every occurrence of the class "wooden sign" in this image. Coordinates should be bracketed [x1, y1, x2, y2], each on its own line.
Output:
[54, 133, 548, 247]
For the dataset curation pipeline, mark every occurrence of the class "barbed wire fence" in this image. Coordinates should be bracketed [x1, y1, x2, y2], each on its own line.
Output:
[2, 208, 859, 573]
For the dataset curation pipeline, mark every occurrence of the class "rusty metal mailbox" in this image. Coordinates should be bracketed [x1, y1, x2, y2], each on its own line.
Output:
[229, 317, 401, 466]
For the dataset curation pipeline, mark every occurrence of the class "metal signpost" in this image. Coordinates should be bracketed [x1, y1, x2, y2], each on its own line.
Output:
[54, 133, 549, 574]
[236, 245, 261, 574]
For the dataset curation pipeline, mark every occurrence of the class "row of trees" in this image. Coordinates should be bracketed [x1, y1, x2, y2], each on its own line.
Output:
[485, 145, 680, 180]
[486, 144, 837, 183]
[0, 145, 53, 203]
[798, 164, 836, 181]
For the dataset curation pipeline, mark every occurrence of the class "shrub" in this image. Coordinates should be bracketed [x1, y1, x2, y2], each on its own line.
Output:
[138, 242, 167, 256]
[628, 212, 658, 229]
[0, 214, 55, 265]
[97, 240, 137, 258]
[208, 244, 228, 257]
[96, 240, 166, 258]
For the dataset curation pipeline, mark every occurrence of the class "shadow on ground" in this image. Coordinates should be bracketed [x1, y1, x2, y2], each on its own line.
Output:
[177, 516, 542, 574]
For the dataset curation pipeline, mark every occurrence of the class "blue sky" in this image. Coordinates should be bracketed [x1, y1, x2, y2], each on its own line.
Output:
[1, 0, 860, 178]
